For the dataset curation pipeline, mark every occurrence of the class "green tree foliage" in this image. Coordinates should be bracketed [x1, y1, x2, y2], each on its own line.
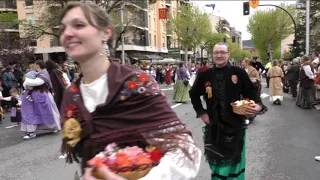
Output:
[282, 50, 294, 60]
[226, 40, 243, 62]
[296, 1, 320, 55]
[20, 0, 140, 56]
[167, 4, 212, 62]
[247, 4, 296, 61]
[0, 13, 35, 65]
[203, 32, 225, 55]
[242, 50, 252, 59]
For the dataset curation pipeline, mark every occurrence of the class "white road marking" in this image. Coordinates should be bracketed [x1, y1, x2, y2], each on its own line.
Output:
[5, 125, 18, 129]
[171, 103, 182, 109]
[260, 93, 270, 99]
[161, 87, 173, 91]
[59, 154, 67, 159]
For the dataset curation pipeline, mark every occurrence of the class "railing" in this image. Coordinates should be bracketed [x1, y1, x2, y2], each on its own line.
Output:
[0, 22, 19, 30]
[0, 1, 17, 9]
[124, 38, 146, 46]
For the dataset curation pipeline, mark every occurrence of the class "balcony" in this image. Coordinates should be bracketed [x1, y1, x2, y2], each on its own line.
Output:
[0, 21, 19, 31]
[165, 0, 171, 6]
[0, 0, 17, 11]
[126, 1, 147, 10]
[124, 8, 147, 29]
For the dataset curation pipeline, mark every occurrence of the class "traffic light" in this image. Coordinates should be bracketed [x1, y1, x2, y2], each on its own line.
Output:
[243, 2, 250, 16]
[293, 39, 297, 49]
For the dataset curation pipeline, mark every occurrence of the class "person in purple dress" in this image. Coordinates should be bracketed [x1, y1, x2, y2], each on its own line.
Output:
[20, 60, 61, 140]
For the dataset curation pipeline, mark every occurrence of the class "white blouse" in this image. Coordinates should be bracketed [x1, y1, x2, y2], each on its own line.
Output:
[79, 74, 201, 180]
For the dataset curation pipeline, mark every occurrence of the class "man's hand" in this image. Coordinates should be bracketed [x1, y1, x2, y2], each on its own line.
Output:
[245, 104, 262, 116]
[200, 113, 210, 124]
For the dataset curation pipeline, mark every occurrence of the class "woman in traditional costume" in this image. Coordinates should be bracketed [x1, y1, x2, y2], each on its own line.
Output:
[173, 62, 191, 103]
[267, 60, 284, 105]
[189, 63, 197, 86]
[20, 60, 61, 139]
[241, 58, 261, 97]
[45, 60, 70, 111]
[164, 64, 172, 85]
[59, 2, 201, 179]
[296, 56, 315, 109]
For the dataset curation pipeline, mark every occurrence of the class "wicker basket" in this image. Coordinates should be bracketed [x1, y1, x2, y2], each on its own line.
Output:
[231, 104, 250, 115]
[93, 168, 152, 180]
[93, 163, 157, 180]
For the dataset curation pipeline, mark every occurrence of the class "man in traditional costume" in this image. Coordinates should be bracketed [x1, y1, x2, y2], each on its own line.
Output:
[190, 42, 267, 180]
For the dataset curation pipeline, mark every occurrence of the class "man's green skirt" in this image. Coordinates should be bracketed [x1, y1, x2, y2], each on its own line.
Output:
[210, 137, 245, 180]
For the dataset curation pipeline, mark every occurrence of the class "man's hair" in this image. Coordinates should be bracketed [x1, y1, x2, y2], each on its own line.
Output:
[213, 42, 230, 52]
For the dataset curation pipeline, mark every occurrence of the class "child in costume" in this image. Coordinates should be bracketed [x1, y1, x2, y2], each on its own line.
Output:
[0, 88, 22, 125]
[23, 69, 39, 101]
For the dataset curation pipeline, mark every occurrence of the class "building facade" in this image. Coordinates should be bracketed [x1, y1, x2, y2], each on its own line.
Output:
[0, 0, 20, 48]
[16, 0, 182, 63]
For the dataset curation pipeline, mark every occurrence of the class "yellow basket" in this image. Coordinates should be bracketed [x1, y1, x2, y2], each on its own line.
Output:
[93, 167, 152, 180]
[231, 104, 250, 115]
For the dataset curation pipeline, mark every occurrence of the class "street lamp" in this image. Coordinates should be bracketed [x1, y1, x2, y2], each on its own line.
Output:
[120, 0, 125, 64]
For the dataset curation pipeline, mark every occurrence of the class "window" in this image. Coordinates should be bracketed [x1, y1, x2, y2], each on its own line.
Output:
[25, 0, 33, 6]
[26, 13, 35, 24]
[148, 15, 151, 28]
[154, 18, 156, 30]
[154, 35, 156, 47]
[149, 33, 151, 46]
[163, 36, 165, 47]
[29, 40, 37, 46]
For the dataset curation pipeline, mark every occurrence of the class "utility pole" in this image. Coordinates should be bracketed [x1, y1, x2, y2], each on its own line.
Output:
[306, 0, 310, 55]
[120, 1, 125, 64]
[268, 42, 273, 61]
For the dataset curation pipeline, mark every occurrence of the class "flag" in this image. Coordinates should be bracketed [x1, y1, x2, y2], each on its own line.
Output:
[159, 8, 167, 20]
[205, 4, 215, 10]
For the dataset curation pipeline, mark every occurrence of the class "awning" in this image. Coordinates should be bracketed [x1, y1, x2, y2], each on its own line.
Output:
[146, 54, 164, 60]
[129, 55, 151, 61]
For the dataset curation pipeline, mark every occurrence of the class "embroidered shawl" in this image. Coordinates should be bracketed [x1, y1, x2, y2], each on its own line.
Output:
[60, 62, 197, 170]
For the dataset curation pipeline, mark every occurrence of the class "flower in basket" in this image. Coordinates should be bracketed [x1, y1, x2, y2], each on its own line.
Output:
[88, 143, 165, 180]
[231, 99, 256, 115]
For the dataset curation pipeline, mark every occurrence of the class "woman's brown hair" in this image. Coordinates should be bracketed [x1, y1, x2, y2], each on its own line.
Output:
[59, 2, 114, 57]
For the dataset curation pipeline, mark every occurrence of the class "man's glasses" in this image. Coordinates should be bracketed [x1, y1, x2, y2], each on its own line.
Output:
[213, 51, 229, 55]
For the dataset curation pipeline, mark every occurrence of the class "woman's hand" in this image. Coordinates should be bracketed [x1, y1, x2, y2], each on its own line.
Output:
[83, 166, 126, 180]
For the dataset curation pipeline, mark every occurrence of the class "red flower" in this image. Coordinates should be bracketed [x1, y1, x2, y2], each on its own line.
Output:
[134, 154, 152, 165]
[65, 104, 77, 118]
[205, 81, 211, 87]
[149, 150, 164, 162]
[128, 81, 137, 89]
[71, 83, 79, 93]
[87, 157, 106, 168]
[139, 74, 148, 82]
[115, 153, 133, 168]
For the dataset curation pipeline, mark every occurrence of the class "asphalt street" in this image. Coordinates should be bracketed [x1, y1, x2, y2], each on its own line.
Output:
[0, 82, 319, 180]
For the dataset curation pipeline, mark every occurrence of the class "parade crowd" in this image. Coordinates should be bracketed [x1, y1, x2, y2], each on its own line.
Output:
[1, 2, 320, 180]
